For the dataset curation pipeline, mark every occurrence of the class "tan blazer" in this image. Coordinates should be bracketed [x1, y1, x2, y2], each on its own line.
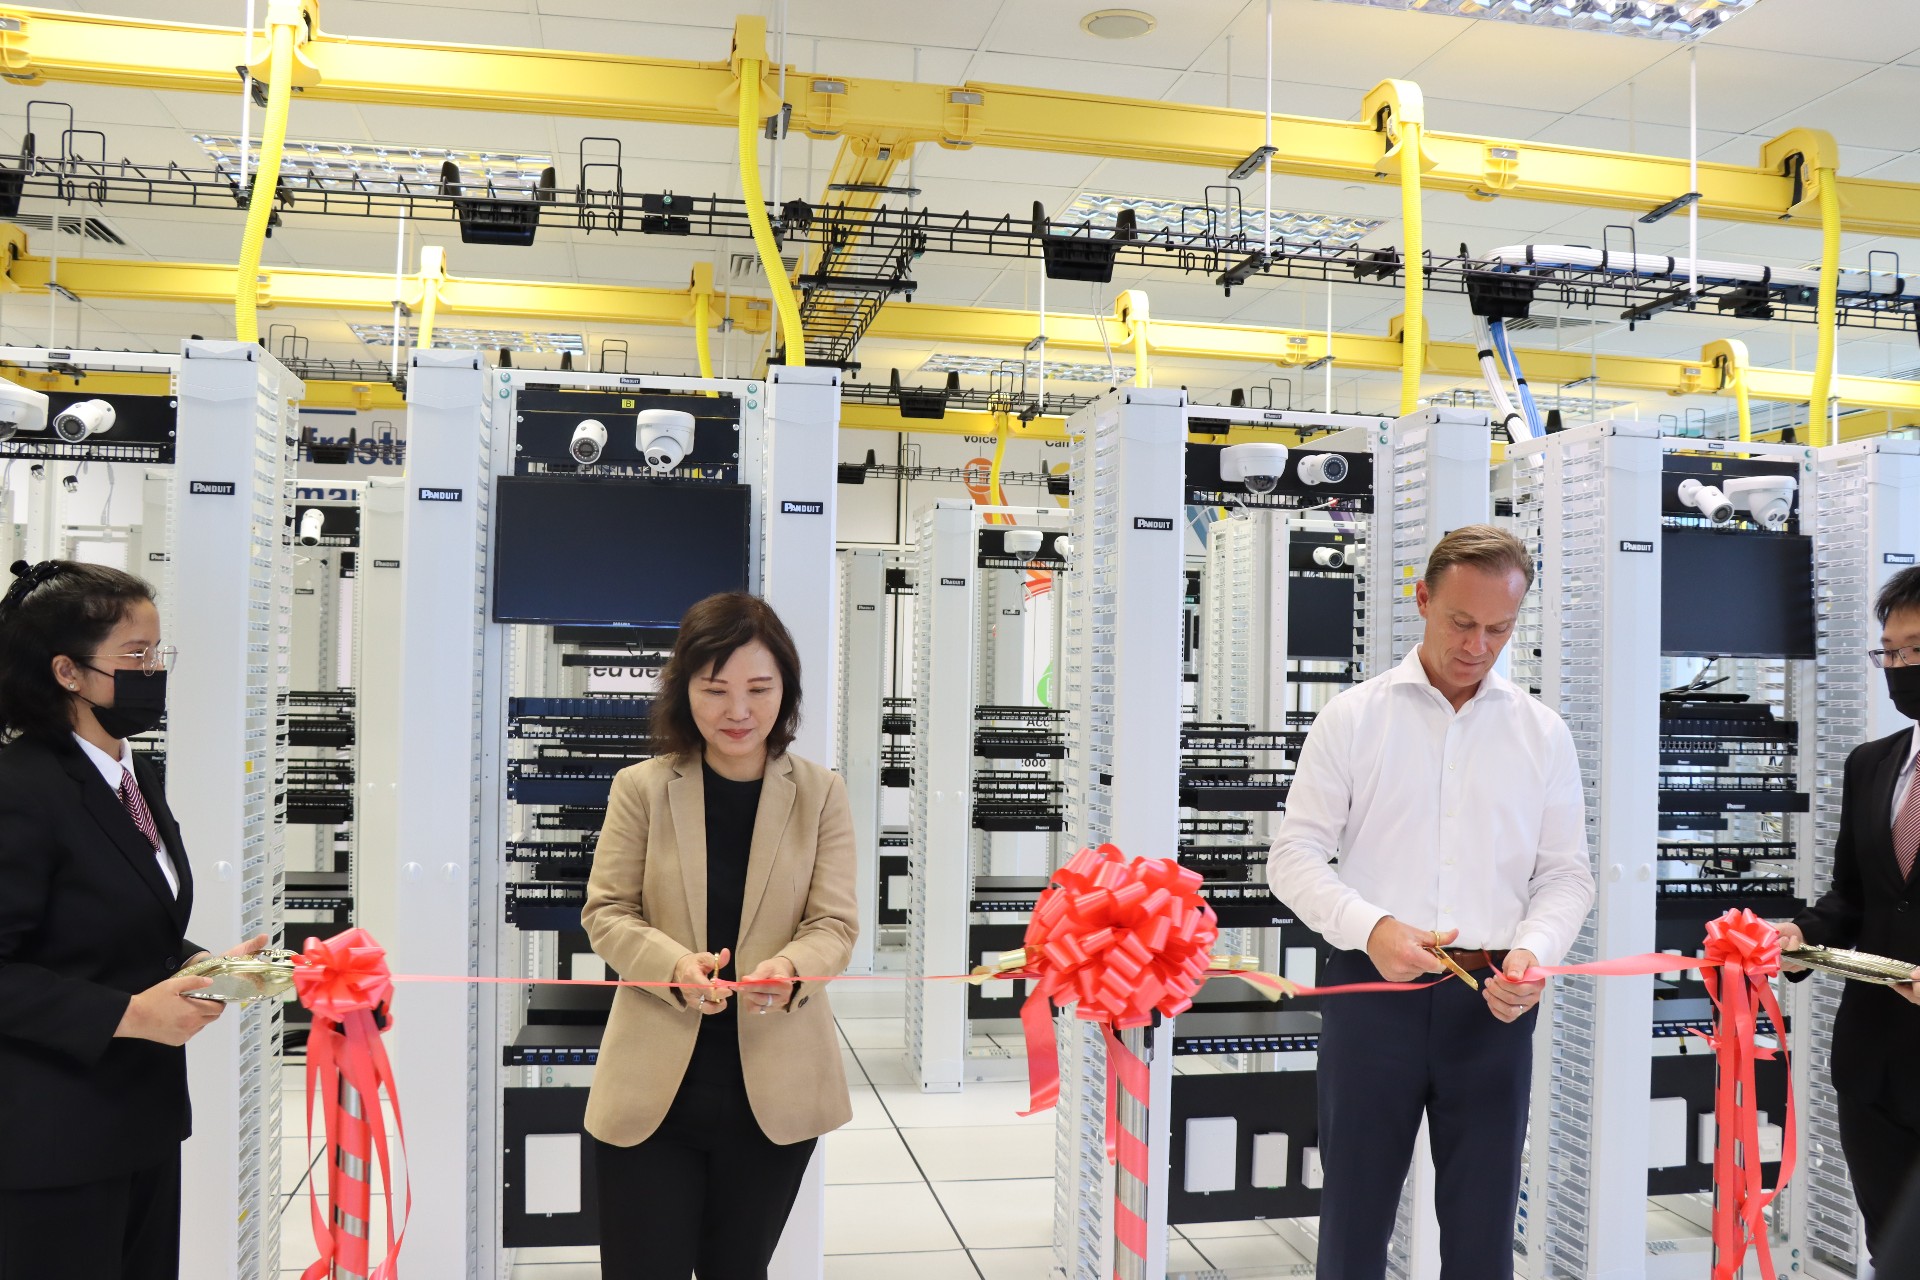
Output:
[581, 750, 857, 1147]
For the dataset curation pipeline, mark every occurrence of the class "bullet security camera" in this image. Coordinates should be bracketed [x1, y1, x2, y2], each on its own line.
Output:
[1220, 441, 1290, 495]
[1677, 477, 1734, 525]
[298, 508, 326, 547]
[636, 409, 696, 474]
[1296, 453, 1350, 487]
[1003, 528, 1044, 558]
[1722, 474, 1798, 532]
[1053, 535, 1074, 560]
[570, 419, 608, 466]
[0, 382, 49, 443]
[52, 398, 115, 444]
[1312, 545, 1346, 570]
[60, 473, 78, 494]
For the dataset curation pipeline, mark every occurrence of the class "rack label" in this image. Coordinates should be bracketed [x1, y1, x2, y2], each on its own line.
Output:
[781, 500, 825, 515]
[418, 487, 463, 503]
[189, 480, 236, 496]
[939, 576, 967, 587]
[856, 603, 877, 612]
[1619, 539, 1655, 554]
[1887, 552, 1917, 565]
[1134, 517, 1175, 531]
[371, 558, 401, 569]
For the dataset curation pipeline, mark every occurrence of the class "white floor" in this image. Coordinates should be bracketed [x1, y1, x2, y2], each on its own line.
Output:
[274, 978, 1709, 1278]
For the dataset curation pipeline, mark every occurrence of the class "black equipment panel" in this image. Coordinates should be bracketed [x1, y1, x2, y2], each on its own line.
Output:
[502, 1087, 601, 1248]
[1646, 1052, 1788, 1197]
[1184, 440, 1374, 509]
[1168, 1070, 1322, 1224]
[0, 390, 177, 463]
[514, 385, 741, 479]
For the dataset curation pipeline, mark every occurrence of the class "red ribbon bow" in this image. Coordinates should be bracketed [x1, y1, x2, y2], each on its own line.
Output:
[293, 929, 411, 1280]
[1697, 908, 1794, 1280]
[1012, 845, 1218, 1267]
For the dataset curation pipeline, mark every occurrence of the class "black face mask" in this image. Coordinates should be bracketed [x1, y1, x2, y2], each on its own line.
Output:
[1889, 664, 1920, 722]
[81, 668, 167, 740]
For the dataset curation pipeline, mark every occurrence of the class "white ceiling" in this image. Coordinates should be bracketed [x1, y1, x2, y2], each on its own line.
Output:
[2, 0, 1917, 420]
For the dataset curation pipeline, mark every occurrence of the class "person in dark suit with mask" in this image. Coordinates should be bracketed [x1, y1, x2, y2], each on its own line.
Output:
[0, 560, 265, 1280]
[1778, 564, 1920, 1268]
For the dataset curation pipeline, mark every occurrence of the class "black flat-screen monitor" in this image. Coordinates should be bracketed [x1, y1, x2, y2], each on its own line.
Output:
[492, 476, 751, 628]
[1288, 575, 1355, 661]
[1660, 527, 1815, 659]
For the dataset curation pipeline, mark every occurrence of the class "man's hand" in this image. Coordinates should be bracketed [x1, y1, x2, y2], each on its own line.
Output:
[1485, 949, 1544, 1023]
[1893, 967, 1920, 1007]
[1775, 921, 1809, 973]
[1367, 918, 1452, 982]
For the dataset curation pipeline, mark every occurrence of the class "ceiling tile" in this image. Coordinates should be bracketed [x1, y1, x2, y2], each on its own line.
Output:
[1400, 21, 1671, 116]
[323, 0, 541, 42]
[980, 0, 1242, 72]
[1708, 0, 1920, 64]
[963, 52, 1182, 98]
[1757, 65, 1920, 154]
[1228, 1, 1470, 90]
[1577, 45, 1877, 138]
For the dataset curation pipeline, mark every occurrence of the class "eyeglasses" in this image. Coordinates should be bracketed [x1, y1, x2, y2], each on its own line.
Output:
[1867, 645, 1920, 669]
[88, 645, 177, 674]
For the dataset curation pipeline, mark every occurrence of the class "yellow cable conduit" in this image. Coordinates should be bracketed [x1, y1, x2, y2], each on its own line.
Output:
[737, 57, 805, 365]
[234, 16, 295, 345]
[1810, 165, 1840, 446]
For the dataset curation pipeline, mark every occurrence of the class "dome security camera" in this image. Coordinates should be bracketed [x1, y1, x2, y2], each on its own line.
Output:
[1003, 528, 1044, 558]
[1722, 474, 1798, 532]
[1678, 478, 1734, 525]
[52, 398, 115, 444]
[570, 419, 608, 466]
[1220, 441, 1290, 495]
[0, 382, 49, 443]
[297, 508, 326, 547]
[1297, 452, 1350, 487]
[636, 409, 696, 474]
[1311, 545, 1346, 570]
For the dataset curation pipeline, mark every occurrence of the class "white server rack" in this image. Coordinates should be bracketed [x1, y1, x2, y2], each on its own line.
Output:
[172, 340, 298, 1280]
[1054, 388, 1188, 1280]
[839, 547, 888, 974]
[1508, 422, 1664, 1280]
[1794, 437, 1920, 1277]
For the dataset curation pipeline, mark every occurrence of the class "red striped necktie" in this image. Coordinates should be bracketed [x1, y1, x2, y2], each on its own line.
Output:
[1897, 764, 1920, 881]
[118, 770, 165, 858]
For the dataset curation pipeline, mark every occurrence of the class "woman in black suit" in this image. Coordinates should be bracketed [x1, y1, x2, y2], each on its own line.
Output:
[0, 560, 264, 1280]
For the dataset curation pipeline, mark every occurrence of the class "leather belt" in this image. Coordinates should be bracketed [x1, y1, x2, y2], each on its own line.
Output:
[1440, 948, 1510, 973]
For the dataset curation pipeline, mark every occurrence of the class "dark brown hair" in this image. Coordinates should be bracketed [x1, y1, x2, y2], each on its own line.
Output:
[650, 592, 803, 759]
[0, 559, 156, 745]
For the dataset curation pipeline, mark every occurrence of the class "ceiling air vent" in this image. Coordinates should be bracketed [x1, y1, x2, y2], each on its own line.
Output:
[1505, 313, 1610, 333]
[11, 212, 127, 245]
[728, 251, 800, 281]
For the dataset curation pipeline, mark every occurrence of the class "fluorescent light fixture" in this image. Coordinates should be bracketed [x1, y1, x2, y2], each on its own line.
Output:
[1434, 387, 1630, 415]
[194, 135, 555, 194]
[351, 323, 585, 354]
[1062, 191, 1382, 249]
[1315, 0, 1761, 41]
[920, 353, 1135, 383]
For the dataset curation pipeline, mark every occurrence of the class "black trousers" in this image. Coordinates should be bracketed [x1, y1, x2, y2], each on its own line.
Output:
[1313, 950, 1535, 1280]
[594, 1042, 817, 1280]
[1837, 1079, 1920, 1267]
[0, 1151, 180, 1280]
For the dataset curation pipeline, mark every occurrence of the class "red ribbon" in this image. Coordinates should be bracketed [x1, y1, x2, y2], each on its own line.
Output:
[1007, 845, 1218, 1277]
[292, 928, 411, 1280]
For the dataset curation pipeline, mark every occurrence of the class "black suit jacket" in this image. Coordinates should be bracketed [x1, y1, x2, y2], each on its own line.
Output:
[0, 734, 202, 1189]
[1795, 724, 1920, 1098]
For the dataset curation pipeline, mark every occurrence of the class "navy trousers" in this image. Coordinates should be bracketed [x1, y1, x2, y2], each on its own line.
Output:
[1313, 949, 1535, 1280]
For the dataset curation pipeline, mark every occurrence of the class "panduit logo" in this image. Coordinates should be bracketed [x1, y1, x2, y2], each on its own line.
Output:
[418, 487, 463, 502]
[781, 500, 825, 515]
[1620, 539, 1655, 553]
[939, 576, 966, 587]
[190, 480, 236, 496]
[1888, 552, 1917, 565]
[1134, 517, 1175, 531]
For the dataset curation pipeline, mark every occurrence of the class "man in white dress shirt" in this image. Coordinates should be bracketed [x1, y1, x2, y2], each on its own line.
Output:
[1267, 524, 1595, 1280]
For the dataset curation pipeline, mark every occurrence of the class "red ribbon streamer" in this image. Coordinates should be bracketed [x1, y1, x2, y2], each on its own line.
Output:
[292, 928, 411, 1280]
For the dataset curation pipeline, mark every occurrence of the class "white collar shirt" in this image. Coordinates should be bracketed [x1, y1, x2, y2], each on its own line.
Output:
[1266, 646, 1595, 964]
[73, 732, 179, 897]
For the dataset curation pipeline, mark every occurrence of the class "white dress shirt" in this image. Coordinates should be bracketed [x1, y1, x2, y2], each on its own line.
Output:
[1266, 647, 1595, 965]
[1892, 726, 1919, 826]
[73, 732, 179, 897]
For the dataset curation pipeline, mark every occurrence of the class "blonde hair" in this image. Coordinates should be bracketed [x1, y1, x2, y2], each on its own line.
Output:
[1422, 524, 1535, 593]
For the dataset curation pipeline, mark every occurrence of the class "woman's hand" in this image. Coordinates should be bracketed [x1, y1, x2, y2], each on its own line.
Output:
[114, 973, 226, 1046]
[739, 956, 798, 1014]
[1775, 921, 1809, 973]
[673, 948, 732, 1015]
[179, 933, 271, 970]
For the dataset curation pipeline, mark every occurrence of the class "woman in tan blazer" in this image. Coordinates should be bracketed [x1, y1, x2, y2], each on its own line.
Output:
[582, 592, 857, 1280]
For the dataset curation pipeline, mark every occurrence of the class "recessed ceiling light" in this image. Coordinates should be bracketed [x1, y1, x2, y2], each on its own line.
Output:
[1311, 0, 1760, 42]
[921, 353, 1135, 383]
[351, 323, 584, 354]
[1063, 191, 1383, 249]
[194, 134, 555, 194]
[1081, 9, 1156, 39]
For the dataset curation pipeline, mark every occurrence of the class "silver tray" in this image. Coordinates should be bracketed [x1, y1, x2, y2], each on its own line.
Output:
[176, 949, 301, 1004]
[1785, 943, 1918, 985]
